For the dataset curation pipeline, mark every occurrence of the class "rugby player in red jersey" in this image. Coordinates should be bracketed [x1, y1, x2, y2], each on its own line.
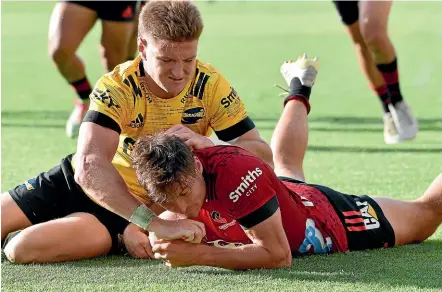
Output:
[132, 54, 442, 270]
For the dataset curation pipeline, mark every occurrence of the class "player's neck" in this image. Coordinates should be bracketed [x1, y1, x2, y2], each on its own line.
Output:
[142, 74, 174, 99]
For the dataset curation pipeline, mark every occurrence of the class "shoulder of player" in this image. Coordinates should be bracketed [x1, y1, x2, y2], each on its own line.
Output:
[97, 59, 144, 99]
[196, 59, 220, 75]
[207, 148, 268, 205]
[197, 146, 265, 175]
[194, 59, 224, 86]
[102, 58, 141, 88]
[189, 59, 232, 104]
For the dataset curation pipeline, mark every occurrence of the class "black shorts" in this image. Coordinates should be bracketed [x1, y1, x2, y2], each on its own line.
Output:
[332, 1, 359, 26]
[8, 154, 130, 254]
[311, 184, 395, 251]
[278, 176, 395, 251]
[68, 1, 140, 22]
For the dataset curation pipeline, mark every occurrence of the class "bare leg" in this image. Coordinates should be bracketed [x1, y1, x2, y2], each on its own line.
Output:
[1, 193, 32, 241]
[359, 0, 396, 64]
[127, 1, 144, 60]
[3, 212, 112, 263]
[99, 20, 133, 72]
[344, 21, 386, 91]
[373, 173, 442, 246]
[271, 100, 308, 182]
[48, 2, 97, 83]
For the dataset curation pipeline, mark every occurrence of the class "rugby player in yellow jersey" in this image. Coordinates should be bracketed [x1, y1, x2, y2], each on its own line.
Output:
[1, 1, 272, 263]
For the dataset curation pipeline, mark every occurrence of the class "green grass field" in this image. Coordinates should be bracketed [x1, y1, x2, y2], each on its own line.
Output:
[2, 1, 442, 291]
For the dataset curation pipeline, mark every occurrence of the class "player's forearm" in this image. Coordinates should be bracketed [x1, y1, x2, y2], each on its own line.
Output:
[232, 139, 274, 169]
[74, 154, 142, 219]
[196, 244, 291, 270]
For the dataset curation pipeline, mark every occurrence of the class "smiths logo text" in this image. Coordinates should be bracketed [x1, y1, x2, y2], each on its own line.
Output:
[129, 113, 144, 128]
[220, 87, 238, 108]
[181, 107, 205, 124]
[229, 167, 263, 203]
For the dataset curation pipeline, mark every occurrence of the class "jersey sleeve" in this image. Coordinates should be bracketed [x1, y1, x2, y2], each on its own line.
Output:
[207, 73, 255, 142]
[216, 155, 279, 229]
[83, 74, 130, 134]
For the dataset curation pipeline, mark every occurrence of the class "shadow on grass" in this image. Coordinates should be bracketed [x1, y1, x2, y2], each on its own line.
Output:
[1, 111, 441, 132]
[276, 241, 442, 289]
[253, 116, 442, 125]
[308, 145, 442, 153]
[184, 240, 442, 289]
[2, 241, 442, 290]
[1, 110, 69, 129]
[254, 116, 442, 132]
[1, 110, 70, 120]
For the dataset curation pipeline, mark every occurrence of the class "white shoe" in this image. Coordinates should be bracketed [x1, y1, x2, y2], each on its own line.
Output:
[388, 101, 418, 142]
[280, 53, 319, 88]
[66, 99, 89, 138]
[383, 112, 400, 144]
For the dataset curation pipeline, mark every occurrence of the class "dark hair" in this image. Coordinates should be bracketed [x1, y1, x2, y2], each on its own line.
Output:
[132, 133, 196, 204]
[138, 0, 204, 42]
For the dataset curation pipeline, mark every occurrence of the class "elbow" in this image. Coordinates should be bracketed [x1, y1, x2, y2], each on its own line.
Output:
[268, 248, 292, 269]
[73, 154, 93, 187]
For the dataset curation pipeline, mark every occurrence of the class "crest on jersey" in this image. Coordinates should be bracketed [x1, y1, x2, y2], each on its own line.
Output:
[181, 107, 205, 124]
[211, 211, 227, 224]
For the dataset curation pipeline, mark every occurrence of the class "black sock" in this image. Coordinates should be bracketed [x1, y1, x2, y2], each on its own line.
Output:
[2, 230, 22, 249]
[376, 58, 403, 105]
[284, 77, 312, 113]
[70, 77, 92, 101]
[288, 77, 311, 100]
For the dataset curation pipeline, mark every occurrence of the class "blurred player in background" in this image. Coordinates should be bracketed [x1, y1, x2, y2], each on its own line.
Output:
[332, 1, 418, 144]
[48, 1, 142, 138]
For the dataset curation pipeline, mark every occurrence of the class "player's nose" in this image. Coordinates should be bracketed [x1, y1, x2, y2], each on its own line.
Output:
[171, 62, 184, 79]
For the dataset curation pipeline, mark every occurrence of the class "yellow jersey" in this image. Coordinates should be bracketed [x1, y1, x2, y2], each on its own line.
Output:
[80, 56, 255, 204]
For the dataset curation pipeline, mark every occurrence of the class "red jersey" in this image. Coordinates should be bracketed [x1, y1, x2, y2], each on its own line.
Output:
[194, 146, 348, 255]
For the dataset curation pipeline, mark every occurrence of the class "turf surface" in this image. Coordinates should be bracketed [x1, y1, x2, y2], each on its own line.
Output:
[2, 1, 442, 291]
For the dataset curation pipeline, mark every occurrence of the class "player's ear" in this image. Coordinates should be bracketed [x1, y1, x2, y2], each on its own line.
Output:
[138, 37, 148, 60]
[194, 156, 203, 175]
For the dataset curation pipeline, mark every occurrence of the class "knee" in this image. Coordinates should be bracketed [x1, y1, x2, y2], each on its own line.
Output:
[71, 212, 113, 254]
[408, 200, 441, 242]
[418, 199, 442, 219]
[3, 231, 37, 264]
[48, 43, 73, 65]
[360, 23, 387, 49]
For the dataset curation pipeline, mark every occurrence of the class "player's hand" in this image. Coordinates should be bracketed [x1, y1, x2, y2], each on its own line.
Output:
[165, 124, 214, 150]
[152, 240, 201, 268]
[148, 217, 206, 244]
[280, 53, 319, 88]
[123, 223, 154, 259]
